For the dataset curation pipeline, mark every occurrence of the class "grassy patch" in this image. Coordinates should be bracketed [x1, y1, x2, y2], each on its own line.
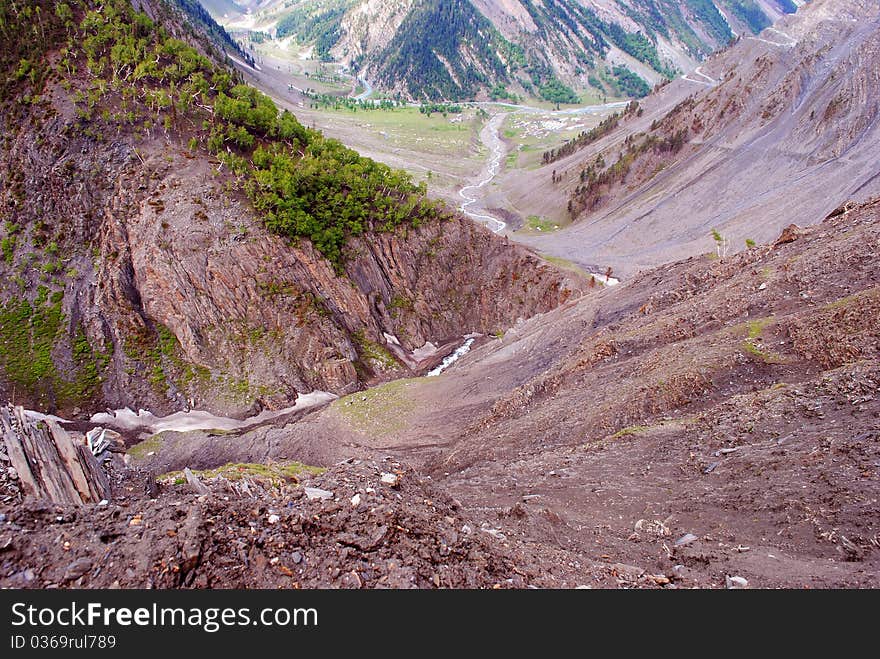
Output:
[736, 317, 785, 363]
[0, 291, 109, 407]
[522, 215, 560, 233]
[741, 340, 785, 364]
[327, 107, 478, 156]
[542, 255, 590, 279]
[823, 287, 880, 311]
[332, 378, 422, 436]
[731, 316, 772, 339]
[159, 461, 325, 487]
[610, 425, 649, 440]
[353, 330, 399, 370]
[128, 434, 165, 461]
[0, 293, 64, 396]
[57, 324, 112, 403]
[746, 318, 771, 339]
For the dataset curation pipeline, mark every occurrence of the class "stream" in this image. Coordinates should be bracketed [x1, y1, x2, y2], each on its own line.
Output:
[458, 113, 510, 233]
[427, 337, 476, 377]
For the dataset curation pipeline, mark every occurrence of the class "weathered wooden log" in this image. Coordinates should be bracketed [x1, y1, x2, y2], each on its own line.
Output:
[0, 405, 109, 505]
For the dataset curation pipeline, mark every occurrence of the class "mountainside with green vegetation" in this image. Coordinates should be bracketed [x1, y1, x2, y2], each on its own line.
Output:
[212, 0, 806, 101]
[168, 0, 254, 64]
[275, 0, 354, 62]
[372, 0, 513, 101]
[0, 0, 579, 414]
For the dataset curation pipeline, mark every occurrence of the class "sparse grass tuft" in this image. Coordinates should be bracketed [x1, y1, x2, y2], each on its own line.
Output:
[159, 461, 325, 485]
[738, 318, 785, 364]
[610, 425, 649, 440]
[128, 434, 165, 461]
[746, 318, 771, 340]
[333, 378, 423, 436]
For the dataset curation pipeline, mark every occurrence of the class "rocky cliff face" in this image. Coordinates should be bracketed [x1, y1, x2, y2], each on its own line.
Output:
[0, 0, 581, 417]
[334, 0, 413, 65]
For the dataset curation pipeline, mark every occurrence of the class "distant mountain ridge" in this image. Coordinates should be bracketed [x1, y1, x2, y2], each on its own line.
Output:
[200, 0, 806, 100]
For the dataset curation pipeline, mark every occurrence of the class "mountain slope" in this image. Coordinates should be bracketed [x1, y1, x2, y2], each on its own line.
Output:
[0, 0, 580, 416]
[8, 195, 874, 589]
[369, 0, 513, 100]
[505, 0, 878, 277]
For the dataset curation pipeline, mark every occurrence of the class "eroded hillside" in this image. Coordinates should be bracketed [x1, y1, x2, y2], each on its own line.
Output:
[508, 0, 879, 277]
[0, 0, 581, 416]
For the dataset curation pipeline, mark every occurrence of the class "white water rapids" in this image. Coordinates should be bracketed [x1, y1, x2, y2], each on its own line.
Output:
[427, 338, 476, 377]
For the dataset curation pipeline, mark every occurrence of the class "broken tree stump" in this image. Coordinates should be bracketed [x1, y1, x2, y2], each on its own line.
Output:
[0, 405, 109, 505]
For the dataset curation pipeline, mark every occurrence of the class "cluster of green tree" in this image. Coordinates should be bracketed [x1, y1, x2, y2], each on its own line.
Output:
[507, 0, 691, 98]
[489, 84, 520, 103]
[521, 0, 681, 79]
[305, 92, 405, 113]
[587, 74, 604, 91]
[520, 0, 608, 56]
[607, 65, 651, 98]
[567, 127, 689, 217]
[68, 0, 229, 135]
[496, 40, 528, 72]
[650, 96, 697, 131]
[614, 0, 670, 40]
[418, 103, 463, 116]
[0, 1, 71, 102]
[685, 0, 734, 45]
[600, 22, 677, 79]
[276, 2, 350, 61]
[649, 0, 712, 58]
[374, 0, 511, 101]
[542, 101, 641, 165]
[726, 0, 771, 34]
[539, 78, 579, 107]
[246, 142, 446, 268]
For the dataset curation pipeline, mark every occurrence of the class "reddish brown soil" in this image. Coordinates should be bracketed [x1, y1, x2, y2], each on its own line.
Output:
[2, 201, 878, 589]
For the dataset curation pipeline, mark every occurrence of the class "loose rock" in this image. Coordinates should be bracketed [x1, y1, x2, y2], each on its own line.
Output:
[63, 558, 92, 582]
[380, 473, 401, 488]
[726, 575, 749, 589]
[304, 487, 334, 501]
[675, 533, 698, 547]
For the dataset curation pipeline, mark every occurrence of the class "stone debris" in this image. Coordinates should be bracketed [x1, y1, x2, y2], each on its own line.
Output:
[380, 472, 401, 488]
[184, 467, 210, 496]
[303, 487, 334, 501]
[726, 575, 749, 589]
[675, 533, 699, 547]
